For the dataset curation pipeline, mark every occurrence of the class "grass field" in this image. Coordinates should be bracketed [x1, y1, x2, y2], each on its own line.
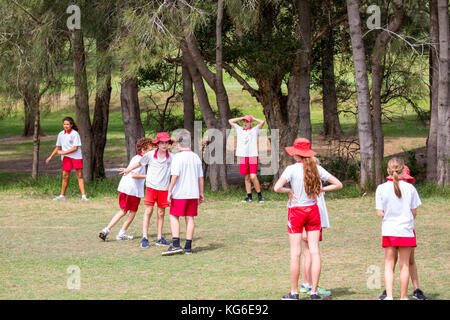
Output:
[0, 190, 448, 300]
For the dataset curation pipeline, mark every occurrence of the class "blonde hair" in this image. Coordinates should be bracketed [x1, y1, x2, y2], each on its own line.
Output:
[299, 156, 321, 200]
[387, 157, 404, 198]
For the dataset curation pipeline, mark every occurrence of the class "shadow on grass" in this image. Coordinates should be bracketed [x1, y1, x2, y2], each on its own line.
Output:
[328, 287, 358, 299]
[192, 242, 224, 253]
[424, 292, 440, 300]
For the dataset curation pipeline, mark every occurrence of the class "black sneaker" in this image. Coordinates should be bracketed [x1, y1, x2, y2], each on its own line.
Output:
[412, 289, 427, 300]
[98, 230, 109, 241]
[184, 248, 192, 254]
[379, 290, 387, 300]
[310, 293, 321, 300]
[161, 245, 184, 256]
[242, 197, 253, 203]
[258, 195, 264, 203]
[281, 291, 299, 300]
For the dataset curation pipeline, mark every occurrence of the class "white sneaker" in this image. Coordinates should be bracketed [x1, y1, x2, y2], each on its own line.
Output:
[53, 195, 66, 201]
[116, 233, 133, 241]
[81, 195, 89, 201]
[99, 228, 110, 241]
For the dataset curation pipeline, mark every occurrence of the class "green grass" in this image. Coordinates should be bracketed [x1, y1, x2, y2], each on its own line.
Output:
[0, 191, 448, 300]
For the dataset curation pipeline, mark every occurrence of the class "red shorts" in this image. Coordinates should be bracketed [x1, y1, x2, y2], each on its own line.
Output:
[118, 192, 141, 213]
[144, 187, 170, 208]
[382, 230, 417, 248]
[239, 157, 258, 175]
[62, 157, 83, 171]
[170, 199, 198, 217]
[287, 204, 322, 234]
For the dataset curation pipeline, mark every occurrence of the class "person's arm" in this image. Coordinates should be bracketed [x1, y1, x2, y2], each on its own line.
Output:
[198, 177, 204, 203]
[228, 117, 244, 127]
[253, 117, 265, 130]
[119, 162, 142, 176]
[131, 173, 146, 179]
[377, 210, 385, 218]
[46, 146, 61, 164]
[167, 175, 179, 203]
[273, 176, 297, 202]
[322, 175, 343, 192]
[411, 208, 417, 219]
[57, 146, 78, 156]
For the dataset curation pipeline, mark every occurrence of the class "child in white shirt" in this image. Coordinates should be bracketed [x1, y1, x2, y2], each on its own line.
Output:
[98, 137, 153, 241]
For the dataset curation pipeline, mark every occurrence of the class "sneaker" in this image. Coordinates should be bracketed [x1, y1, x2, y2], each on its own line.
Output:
[53, 195, 66, 201]
[281, 291, 299, 300]
[378, 290, 387, 300]
[98, 229, 110, 241]
[380, 295, 393, 300]
[300, 284, 311, 294]
[258, 195, 265, 203]
[116, 233, 133, 241]
[161, 245, 184, 256]
[412, 289, 427, 300]
[307, 286, 331, 296]
[183, 247, 192, 254]
[140, 237, 150, 248]
[400, 297, 409, 300]
[310, 293, 321, 300]
[241, 197, 253, 203]
[81, 195, 89, 201]
[155, 237, 171, 246]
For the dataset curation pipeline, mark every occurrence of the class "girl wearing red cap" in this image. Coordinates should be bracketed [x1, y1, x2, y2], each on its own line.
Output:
[229, 115, 265, 203]
[274, 138, 342, 300]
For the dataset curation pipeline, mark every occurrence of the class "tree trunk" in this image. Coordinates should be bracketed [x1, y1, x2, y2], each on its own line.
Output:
[120, 63, 145, 162]
[23, 85, 44, 137]
[436, 0, 449, 185]
[297, 0, 312, 143]
[347, 0, 375, 190]
[427, 0, 439, 182]
[182, 53, 195, 148]
[92, 35, 112, 180]
[321, 28, 344, 137]
[71, 29, 94, 182]
[30, 84, 41, 179]
[370, 0, 404, 186]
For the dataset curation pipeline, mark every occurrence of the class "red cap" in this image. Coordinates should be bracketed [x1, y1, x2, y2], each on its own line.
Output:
[285, 138, 317, 158]
[402, 165, 415, 184]
[242, 115, 254, 122]
[152, 132, 173, 145]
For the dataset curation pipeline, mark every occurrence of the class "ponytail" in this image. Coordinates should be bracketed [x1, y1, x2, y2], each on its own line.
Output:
[63, 116, 78, 132]
[300, 156, 321, 200]
[387, 157, 404, 198]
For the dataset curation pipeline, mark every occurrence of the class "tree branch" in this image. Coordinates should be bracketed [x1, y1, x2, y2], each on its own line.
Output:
[222, 62, 261, 102]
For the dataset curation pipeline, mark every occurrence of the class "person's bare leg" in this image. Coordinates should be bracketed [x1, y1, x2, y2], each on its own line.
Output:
[244, 174, 252, 194]
[307, 230, 321, 294]
[106, 210, 126, 230]
[289, 233, 302, 293]
[185, 216, 195, 240]
[398, 246, 412, 299]
[61, 170, 70, 195]
[170, 214, 181, 239]
[250, 174, 261, 193]
[142, 205, 154, 239]
[301, 232, 312, 287]
[121, 211, 136, 231]
[384, 247, 397, 298]
[75, 169, 86, 195]
[156, 207, 165, 239]
[409, 248, 419, 290]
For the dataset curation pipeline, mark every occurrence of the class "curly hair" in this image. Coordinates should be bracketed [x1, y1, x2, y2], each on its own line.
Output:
[387, 157, 404, 198]
[136, 137, 153, 153]
[299, 156, 321, 200]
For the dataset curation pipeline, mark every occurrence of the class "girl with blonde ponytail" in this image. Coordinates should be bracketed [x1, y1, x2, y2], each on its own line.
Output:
[375, 157, 422, 300]
[274, 138, 342, 300]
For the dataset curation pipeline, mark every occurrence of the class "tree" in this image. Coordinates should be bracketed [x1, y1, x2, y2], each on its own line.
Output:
[346, 0, 375, 189]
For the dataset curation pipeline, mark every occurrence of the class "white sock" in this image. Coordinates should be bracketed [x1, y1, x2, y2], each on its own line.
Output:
[302, 283, 312, 288]
[118, 229, 126, 235]
[310, 291, 318, 295]
[291, 291, 298, 295]
[103, 227, 110, 233]
[81, 194, 87, 199]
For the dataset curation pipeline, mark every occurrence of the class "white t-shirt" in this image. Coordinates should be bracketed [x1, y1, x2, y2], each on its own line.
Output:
[56, 129, 82, 160]
[234, 124, 259, 157]
[117, 154, 146, 198]
[375, 180, 422, 237]
[171, 151, 204, 199]
[140, 149, 172, 191]
[281, 162, 332, 208]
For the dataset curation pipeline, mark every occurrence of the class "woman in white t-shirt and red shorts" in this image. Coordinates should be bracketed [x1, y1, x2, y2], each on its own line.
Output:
[274, 138, 342, 300]
[46, 117, 88, 201]
[375, 157, 422, 300]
